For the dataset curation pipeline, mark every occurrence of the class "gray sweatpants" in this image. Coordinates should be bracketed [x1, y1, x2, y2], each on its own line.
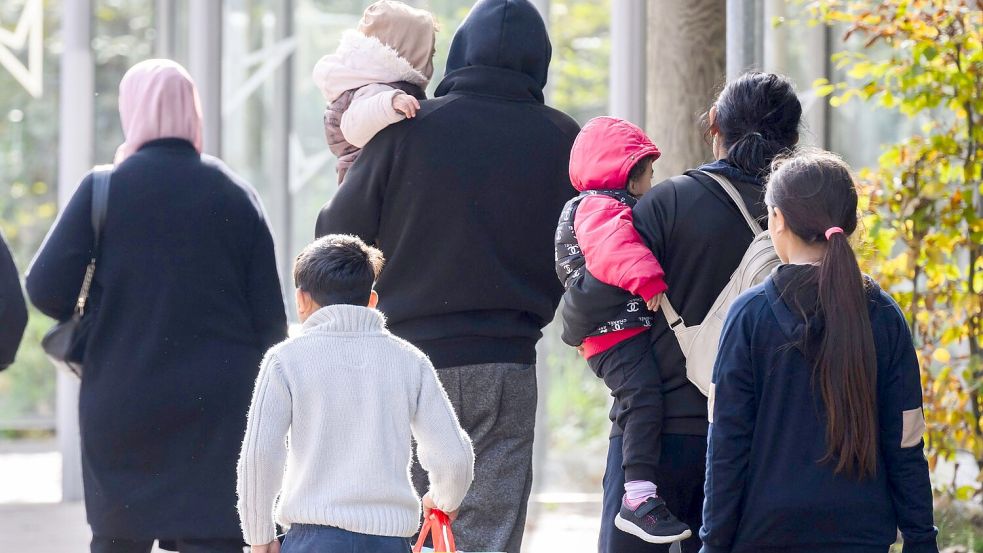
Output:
[412, 363, 537, 553]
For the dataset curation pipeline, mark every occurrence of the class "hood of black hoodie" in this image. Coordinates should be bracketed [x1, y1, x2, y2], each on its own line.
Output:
[767, 264, 882, 349]
[435, 0, 551, 102]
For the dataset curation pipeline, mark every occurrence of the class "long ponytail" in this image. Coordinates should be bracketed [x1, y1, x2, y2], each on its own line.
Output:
[767, 150, 879, 479]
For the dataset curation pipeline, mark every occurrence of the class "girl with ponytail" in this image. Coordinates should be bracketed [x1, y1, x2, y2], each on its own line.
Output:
[700, 149, 938, 553]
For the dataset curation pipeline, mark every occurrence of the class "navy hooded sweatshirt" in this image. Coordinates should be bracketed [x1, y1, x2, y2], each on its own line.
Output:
[315, 0, 580, 368]
[701, 264, 938, 553]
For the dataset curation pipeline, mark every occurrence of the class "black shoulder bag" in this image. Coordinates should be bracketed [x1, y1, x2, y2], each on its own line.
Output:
[41, 166, 112, 378]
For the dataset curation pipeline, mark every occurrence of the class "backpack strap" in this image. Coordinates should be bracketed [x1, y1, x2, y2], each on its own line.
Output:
[658, 171, 763, 329]
[698, 170, 763, 235]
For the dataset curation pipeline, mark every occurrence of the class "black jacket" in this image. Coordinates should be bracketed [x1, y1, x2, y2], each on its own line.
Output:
[555, 190, 653, 341]
[0, 233, 27, 371]
[702, 265, 938, 553]
[26, 139, 287, 540]
[562, 160, 768, 435]
[316, 0, 580, 369]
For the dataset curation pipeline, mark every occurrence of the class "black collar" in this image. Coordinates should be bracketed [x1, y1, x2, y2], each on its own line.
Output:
[137, 137, 197, 152]
[435, 66, 544, 104]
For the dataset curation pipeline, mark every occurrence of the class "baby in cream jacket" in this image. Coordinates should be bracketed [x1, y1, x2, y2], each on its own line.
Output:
[312, 0, 437, 183]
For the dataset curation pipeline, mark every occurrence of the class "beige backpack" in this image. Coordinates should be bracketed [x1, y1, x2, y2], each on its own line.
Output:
[659, 170, 781, 397]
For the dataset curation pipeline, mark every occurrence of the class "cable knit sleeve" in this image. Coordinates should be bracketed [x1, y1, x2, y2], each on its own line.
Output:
[237, 352, 292, 545]
[411, 357, 475, 513]
[340, 84, 406, 148]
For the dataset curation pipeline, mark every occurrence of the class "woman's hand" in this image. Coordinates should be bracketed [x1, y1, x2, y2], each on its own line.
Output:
[251, 540, 281, 553]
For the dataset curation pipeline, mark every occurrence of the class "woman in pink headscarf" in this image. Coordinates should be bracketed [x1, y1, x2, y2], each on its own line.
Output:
[27, 59, 287, 553]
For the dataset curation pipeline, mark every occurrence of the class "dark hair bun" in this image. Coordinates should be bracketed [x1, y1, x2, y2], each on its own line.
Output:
[714, 72, 802, 176]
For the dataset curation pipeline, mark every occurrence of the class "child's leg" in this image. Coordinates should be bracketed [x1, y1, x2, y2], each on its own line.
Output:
[587, 332, 690, 544]
[586, 332, 664, 487]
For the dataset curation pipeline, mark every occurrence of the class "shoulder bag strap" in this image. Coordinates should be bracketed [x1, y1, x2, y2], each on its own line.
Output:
[76, 166, 112, 316]
[91, 165, 112, 249]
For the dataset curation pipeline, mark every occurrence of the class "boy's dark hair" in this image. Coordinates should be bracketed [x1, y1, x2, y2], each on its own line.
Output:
[627, 155, 656, 187]
[293, 234, 385, 307]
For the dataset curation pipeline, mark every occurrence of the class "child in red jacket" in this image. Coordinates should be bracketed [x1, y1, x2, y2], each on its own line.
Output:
[555, 116, 690, 544]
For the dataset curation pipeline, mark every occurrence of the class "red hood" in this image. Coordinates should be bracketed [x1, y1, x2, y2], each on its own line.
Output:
[569, 116, 661, 192]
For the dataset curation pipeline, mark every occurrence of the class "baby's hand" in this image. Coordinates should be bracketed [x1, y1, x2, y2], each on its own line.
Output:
[393, 93, 420, 118]
[646, 293, 663, 313]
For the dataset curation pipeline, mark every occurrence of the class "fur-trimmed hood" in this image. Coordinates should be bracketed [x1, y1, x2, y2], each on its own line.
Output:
[313, 30, 432, 103]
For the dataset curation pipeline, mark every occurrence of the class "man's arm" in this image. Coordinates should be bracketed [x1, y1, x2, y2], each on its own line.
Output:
[314, 124, 401, 242]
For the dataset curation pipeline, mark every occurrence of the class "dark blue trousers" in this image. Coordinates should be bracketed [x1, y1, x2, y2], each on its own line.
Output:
[281, 524, 410, 553]
[599, 433, 707, 553]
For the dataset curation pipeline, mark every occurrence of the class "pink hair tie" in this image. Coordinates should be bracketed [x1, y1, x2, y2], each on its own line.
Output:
[825, 226, 844, 240]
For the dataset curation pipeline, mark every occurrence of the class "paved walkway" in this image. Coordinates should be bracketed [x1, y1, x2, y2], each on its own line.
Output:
[0, 441, 602, 553]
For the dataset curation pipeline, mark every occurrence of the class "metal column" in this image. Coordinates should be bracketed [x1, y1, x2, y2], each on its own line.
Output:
[610, 0, 647, 126]
[726, 0, 764, 79]
[271, 0, 294, 287]
[57, 0, 93, 502]
[155, 0, 176, 59]
[188, 1, 222, 155]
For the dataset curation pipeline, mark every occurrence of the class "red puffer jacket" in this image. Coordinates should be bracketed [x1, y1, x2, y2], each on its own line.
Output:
[567, 116, 667, 357]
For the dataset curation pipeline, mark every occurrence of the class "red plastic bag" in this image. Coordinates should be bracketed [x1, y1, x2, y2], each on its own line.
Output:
[412, 509, 457, 553]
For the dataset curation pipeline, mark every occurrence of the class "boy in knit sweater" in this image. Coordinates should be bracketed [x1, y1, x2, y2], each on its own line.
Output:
[237, 235, 474, 553]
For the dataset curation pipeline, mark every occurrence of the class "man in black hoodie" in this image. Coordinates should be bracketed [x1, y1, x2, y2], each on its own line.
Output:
[315, 1, 580, 551]
[1, 233, 28, 372]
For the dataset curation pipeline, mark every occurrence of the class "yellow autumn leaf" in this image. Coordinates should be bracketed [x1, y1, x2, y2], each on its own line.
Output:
[932, 348, 951, 364]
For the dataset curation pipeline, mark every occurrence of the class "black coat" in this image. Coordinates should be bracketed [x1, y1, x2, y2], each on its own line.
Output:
[26, 138, 287, 540]
[315, 0, 580, 369]
[0, 233, 27, 371]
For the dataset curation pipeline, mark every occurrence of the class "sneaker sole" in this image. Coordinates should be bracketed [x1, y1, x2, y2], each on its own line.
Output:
[614, 513, 693, 544]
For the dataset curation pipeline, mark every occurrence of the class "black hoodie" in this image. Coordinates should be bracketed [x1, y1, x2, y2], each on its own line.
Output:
[0, 233, 27, 371]
[701, 265, 938, 553]
[315, 0, 581, 368]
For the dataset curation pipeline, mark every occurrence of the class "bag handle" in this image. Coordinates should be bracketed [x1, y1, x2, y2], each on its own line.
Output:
[698, 170, 763, 235]
[413, 510, 456, 553]
[659, 171, 764, 328]
[76, 166, 112, 316]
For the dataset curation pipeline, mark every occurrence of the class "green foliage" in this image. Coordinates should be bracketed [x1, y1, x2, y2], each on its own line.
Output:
[807, 0, 983, 497]
[549, 0, 611, 124]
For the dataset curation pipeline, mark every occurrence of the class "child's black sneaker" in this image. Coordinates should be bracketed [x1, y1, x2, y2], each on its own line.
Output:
[614, 495, 692, 544]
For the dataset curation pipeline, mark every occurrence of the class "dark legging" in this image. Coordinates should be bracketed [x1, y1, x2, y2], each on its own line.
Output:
[587, 332, 665, 482]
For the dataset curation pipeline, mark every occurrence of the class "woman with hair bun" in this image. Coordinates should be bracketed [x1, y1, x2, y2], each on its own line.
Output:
[565, 72, 803, 553]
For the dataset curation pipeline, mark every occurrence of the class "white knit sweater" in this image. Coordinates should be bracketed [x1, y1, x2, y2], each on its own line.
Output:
[236, 305, 474, 545]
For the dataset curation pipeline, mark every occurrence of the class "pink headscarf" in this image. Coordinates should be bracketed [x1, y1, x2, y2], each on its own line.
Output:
[114, 59, 203, 164]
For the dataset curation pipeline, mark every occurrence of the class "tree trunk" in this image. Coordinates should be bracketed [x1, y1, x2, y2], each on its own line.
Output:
[646, 0, 727, 182]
